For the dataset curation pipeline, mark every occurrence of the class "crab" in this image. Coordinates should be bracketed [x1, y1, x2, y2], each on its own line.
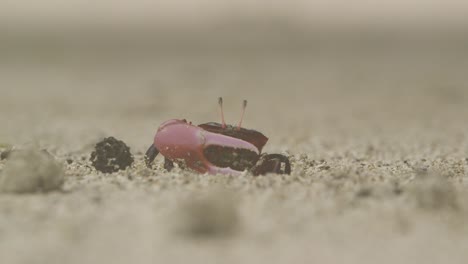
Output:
[145, 98, 291, 176]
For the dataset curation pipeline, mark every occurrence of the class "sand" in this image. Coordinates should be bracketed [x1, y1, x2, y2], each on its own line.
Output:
[1, 32, 468, 263]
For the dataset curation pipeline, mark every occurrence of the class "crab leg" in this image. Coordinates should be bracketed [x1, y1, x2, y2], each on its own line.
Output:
[145, 144, 159, 167]
[164, 158, 174, 171]
[251, 154, 291, 176]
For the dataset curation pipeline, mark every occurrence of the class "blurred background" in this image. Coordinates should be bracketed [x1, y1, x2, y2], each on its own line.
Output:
[1, 0, 468, 154]
[2, 2, 468, 264]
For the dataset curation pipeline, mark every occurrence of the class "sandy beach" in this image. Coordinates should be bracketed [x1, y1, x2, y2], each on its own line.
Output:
[1, 8, 468, 262]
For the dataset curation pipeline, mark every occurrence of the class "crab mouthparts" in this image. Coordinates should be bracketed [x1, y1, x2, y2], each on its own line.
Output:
[203, 145, 259, 171]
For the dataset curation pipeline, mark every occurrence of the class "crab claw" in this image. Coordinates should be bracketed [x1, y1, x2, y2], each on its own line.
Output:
[204, 133, 259, 154]
[207, 166, 244, 176]
[251, 154, 291, 176]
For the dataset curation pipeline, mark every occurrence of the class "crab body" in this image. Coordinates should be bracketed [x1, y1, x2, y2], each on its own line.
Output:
[145, 99, 291, 176]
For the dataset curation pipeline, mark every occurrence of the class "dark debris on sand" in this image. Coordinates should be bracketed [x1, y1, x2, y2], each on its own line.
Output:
[90, 137, 134, 173]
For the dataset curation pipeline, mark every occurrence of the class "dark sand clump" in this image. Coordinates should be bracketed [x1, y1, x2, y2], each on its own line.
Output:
[90, 137, 134, 173]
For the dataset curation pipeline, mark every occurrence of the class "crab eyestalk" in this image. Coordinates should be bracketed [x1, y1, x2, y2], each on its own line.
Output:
[237, 99, 247, 130]
[218, 97, 227, 128]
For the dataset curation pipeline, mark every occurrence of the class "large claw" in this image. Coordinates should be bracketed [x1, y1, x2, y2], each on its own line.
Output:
[207, 166, 244, 176]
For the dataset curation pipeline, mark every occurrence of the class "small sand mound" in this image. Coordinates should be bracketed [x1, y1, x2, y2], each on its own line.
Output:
[408, 173, 459, 211]
[0, 148, 64, 193]
[176, 189, 239, 238]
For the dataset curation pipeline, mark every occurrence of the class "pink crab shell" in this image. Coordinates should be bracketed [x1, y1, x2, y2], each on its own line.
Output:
[154, 119, 259, 175]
